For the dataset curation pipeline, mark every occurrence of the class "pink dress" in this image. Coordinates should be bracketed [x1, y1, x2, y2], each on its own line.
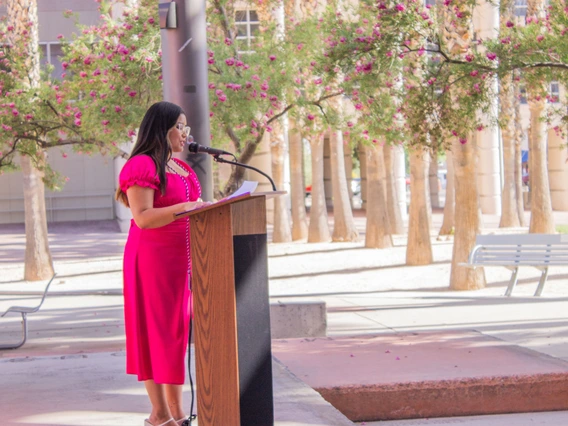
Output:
[119, 154, 201, 384]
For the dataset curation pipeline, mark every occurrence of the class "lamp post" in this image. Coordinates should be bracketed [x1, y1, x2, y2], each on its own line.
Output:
[159, 0, 213, 200]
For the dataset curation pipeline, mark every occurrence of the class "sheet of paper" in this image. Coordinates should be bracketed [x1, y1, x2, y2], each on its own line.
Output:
[226, 180, 258, 199]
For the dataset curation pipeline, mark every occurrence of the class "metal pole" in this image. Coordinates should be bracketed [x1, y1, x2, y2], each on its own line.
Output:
[159, 0, 213, 200]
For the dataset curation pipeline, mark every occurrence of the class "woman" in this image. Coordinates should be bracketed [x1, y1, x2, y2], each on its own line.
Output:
[115, 101, 209, 426]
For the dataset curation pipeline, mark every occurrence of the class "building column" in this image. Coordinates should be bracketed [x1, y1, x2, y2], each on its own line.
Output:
[474, 0, 502, 215]
[548, 129, 568, 211]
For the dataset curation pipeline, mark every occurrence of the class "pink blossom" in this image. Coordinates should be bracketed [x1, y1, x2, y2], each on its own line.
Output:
[260, 82, 269, 91]
[395, 4, 405, 12]
[269, 55, 276, 61]
[470, 70, 479, 77]
[218, 94, 227, 102]
[251, 120, 258, 128]
[224, 38, 232, 46]
[80, 71, 88, 78]
[115, 106, 122, 113]
[101, 107, 107, 113]
[297, 43, 304, 50]
[74, 119, 82, 126]
[347, 121, 354, 128]
[93, 68, 101, 76]
[74, 112, 82, 119]
[506, 21, 514, 28]
[102, 120, 110, 126]
[252, 74, 260, 81]
[148, 17, 155, 24]
[11, 109, 18, 117]
[128, 91, 137, 97]
[62, 153, 68, 158]
[537, 35, 544, 42]
[465, 54, 474, 62]
[128, 130, 137, 138]
[460, 138, 467, 144]
[486, 52, 497, 60]
[307, 114, 315, 121]
[90, 90, 97, 98]
[225, 58, 235, 66]
[314, 77, 323, 85]
[208, 83, 216, 89]
[62, 62, 69, 70]
[266, 126, 273, 132]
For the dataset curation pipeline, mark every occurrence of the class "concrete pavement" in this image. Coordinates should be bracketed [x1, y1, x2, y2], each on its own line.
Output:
[1, 211, 568, 425]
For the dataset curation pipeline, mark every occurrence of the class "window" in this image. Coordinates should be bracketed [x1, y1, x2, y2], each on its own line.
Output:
[235, 10, 259, 54]
[514, 0, 527, 18]
[40, 42, 64, 79]
[424, 0, 436, 6]
[549, 81, 559, 103]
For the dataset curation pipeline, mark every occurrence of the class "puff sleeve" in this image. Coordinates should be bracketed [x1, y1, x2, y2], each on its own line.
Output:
[119, 155, 160, 193]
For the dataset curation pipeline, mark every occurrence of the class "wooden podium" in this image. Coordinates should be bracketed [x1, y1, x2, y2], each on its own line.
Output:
[177, 192, 283, 426]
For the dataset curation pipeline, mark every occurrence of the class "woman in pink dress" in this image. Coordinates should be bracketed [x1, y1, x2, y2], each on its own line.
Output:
[115, 101, 209, 426]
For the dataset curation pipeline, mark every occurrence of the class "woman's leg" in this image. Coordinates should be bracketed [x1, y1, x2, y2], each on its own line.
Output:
[165, 384, 186, 421]
[144, 380, 176, 425]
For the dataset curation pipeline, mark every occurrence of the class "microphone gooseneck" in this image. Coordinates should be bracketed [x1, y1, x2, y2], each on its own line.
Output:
[185, 136, 276, 191]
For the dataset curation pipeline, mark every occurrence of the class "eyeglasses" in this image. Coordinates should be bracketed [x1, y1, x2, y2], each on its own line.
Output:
[175, 122, 191, 135]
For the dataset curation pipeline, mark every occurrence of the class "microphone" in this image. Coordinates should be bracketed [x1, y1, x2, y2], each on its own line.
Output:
[186, 135, 232, 157]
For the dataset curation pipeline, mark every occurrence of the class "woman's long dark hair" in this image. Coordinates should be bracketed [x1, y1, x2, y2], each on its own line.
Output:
[116, 101, 184, 206]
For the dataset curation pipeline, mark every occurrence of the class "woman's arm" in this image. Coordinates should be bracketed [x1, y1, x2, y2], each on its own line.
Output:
[127, 185, 209, 229]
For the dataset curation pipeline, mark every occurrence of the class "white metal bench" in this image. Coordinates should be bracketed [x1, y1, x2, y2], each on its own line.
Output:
[463, 234, 568, 296]
[0, 273, 56, 349]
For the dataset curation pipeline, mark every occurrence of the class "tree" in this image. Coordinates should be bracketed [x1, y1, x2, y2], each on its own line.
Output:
[288, 122, 308, 240]
[205, 0, 343, 197]
[5, 0, 53, 281]
[525, 0, 555, 234]
[365, 143, 393, 248]
[0, 0, 162, 279]
[498, 0, 522, 228]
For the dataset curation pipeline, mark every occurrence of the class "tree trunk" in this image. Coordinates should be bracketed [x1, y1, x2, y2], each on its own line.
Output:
[406, 149, 433, 265]
[22, 154, 54, 280]
[9, 0, 54, 280]
[289, 123, 308, 240]
[527, 99, 555, 233]
[438, 150, 455, 236]
[513, 76, 526, 226]
[498, 73, 520, 228]
[330, 127, 359, 242]
[442, 0, 486, 290]
[499, 1, 521, 228]
[365, 144, 393, 248]
[308, 134, 331, 242]
[270, 121, 292, 243]
[384, 144, 404, 234]
[527, 0, 555, 233]
[450, 135, 486, 290]
[429, 151, 441, 209]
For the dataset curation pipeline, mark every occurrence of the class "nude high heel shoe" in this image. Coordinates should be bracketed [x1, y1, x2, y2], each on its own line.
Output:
[144, 418, 176, 426]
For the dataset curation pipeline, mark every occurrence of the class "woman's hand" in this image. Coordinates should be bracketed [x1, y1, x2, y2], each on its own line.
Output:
[182, 199, 213, 212]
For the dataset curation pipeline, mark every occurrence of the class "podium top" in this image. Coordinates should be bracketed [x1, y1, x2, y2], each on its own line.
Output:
[175, 191, 286, 219]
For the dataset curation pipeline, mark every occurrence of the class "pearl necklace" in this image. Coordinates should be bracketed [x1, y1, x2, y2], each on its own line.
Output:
[167, 160, 194, 278]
